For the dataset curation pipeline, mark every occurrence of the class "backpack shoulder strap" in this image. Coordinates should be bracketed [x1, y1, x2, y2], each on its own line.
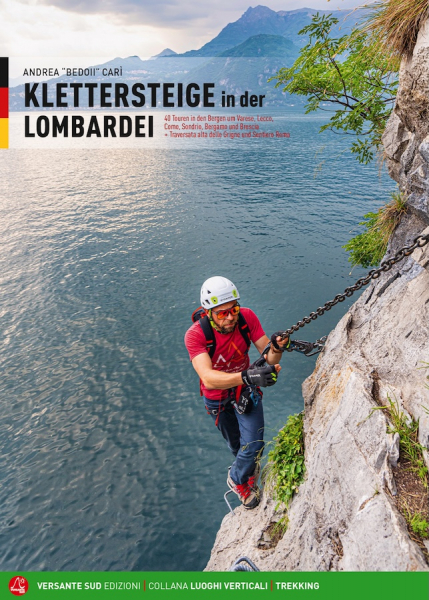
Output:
[198, 312, 250, 360]
[238, 312, 251, 352]
[198, 315, 216, 360]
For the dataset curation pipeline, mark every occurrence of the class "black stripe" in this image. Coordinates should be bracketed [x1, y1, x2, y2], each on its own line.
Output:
[0, 57, 8, 88]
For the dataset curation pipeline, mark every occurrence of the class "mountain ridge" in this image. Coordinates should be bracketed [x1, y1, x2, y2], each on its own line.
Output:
[175, 5, 360, 57]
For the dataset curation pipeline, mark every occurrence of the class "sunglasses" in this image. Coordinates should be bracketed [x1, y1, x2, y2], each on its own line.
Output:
[211, 304, 240, 319]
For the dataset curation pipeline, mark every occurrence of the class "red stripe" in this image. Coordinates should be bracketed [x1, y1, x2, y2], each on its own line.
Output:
[0, 88, 8, 118]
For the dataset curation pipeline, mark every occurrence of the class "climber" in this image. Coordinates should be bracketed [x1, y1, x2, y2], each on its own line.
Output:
[184, 276, 289, 509]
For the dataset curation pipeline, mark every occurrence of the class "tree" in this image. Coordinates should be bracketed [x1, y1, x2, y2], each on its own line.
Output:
[270, 14, 399, 163]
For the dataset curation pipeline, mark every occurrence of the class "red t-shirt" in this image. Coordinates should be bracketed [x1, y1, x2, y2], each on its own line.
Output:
[184, 307, 266, 400]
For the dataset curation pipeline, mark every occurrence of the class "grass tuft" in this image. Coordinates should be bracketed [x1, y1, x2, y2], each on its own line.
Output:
[364, 0, 429, 58]
[383, 395, 428, 485]
[343, 190, 408, 268]
[405, 508, 429, 538]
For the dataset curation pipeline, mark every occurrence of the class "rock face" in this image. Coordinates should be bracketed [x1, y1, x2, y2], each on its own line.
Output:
[383, 19, 429, 225]
[206, 20, 429, 572]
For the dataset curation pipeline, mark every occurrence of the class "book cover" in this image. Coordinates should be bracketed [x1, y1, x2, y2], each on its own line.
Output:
[1, 0, 428, 593]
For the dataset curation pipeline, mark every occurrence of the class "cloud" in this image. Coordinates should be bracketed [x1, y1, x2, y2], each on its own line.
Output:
[0, 0, 172, 65]
[23, 0, 226, 27]
[20, 0, 362, 29]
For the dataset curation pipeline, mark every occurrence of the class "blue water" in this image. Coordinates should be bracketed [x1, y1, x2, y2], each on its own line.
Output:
[0, 111, 394, 571]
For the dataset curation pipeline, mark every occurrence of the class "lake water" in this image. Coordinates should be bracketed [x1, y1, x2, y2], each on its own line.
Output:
[0, 110, 393, 571]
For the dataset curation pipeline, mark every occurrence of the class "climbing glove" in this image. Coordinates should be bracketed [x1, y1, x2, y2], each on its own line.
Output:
[242, 365, 278, 387]
[270, 331, 290, 352]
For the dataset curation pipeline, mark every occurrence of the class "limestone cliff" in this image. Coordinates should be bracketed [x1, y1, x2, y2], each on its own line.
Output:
[205, 20, 429, 572]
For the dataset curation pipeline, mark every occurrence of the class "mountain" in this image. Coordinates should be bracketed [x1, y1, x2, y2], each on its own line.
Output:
[218, 33, 299, 58]
[152, 48, 177, 58]
[177, 5, 361, 57]
[98, 56, 149, 70]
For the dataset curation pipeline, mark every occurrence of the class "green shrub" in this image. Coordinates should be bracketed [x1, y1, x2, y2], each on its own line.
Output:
[343, 211, 385, 268]
[265, 412, 306, 511]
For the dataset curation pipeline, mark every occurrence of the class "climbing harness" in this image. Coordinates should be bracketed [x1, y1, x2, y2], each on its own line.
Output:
[269, 231, 429, 356]
[233, 384, 262, 414]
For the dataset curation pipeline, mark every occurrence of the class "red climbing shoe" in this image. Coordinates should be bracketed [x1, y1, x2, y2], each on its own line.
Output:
[247, 462, 261, 494]
[227, 469, 260, 510]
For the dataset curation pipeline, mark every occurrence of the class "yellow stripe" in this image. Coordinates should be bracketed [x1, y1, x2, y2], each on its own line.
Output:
[0, 118, 8, 148]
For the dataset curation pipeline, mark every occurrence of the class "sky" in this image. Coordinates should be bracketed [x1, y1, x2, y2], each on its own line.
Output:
[1, 0, 363, 78]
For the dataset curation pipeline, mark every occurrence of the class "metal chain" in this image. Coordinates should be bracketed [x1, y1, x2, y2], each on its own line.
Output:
[281, 231, 429, 340]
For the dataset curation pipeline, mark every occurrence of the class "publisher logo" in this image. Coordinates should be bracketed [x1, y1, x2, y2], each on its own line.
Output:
[9, 576, 29, 596]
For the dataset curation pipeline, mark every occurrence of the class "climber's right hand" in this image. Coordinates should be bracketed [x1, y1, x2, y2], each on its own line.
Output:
[242, 364, 280, 387]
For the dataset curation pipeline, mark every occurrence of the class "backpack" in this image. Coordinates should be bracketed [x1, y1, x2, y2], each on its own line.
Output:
[191, 307, 251, 360]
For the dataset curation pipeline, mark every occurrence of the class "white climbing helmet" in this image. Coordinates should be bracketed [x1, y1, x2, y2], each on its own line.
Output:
[200, 276, 240, 309]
